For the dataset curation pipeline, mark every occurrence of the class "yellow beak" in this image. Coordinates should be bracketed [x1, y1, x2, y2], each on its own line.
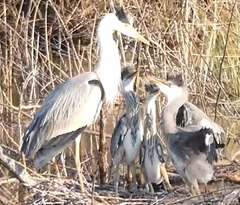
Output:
[130, 70, 137, 79]
[145, 75, 170, 87]
[124, 24, 150, 45]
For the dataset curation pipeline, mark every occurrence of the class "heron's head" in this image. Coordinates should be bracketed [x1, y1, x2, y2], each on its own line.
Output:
[145, 83, 160, 101]
[121, 66, 137, 92]
[99, 6, 149, 45]
[145, 73, 188, 104]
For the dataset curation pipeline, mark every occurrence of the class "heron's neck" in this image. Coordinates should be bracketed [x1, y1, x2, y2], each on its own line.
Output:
[122, 82, 134, 93]
[145, 97, 157, 135]
[123, 91, 137, 111]
[94, 20, 121, 104]
[161, 95, 187, 134]
[124, 91, 141, 120]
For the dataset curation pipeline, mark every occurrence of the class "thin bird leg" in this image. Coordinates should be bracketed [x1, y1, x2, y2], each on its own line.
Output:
[142, 169, 153, 193]
[107, 162, 113, 183]
[148, 183, 155, 193]
[126, 165, 132, 184]
[52, 156, 61, 178]
[160, 163, 172, 190]
[141, 169, 149, 191]
[60, 151, 68, 177]
[145, 182, 150, 192]
[130, 164, 138, 192]
[114, 147, 124, 195]
[204, 183, 208, 193]
[75, 135, 84, 192]
[191, 179, 201, 196]
[114, 163, 120, 196]
[190, 185, 196, 196]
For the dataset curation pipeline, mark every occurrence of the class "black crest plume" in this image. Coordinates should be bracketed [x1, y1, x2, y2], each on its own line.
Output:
[166, 73, 184, 87]
[145, 83, 159, 94]
[114, 6, 129, 24]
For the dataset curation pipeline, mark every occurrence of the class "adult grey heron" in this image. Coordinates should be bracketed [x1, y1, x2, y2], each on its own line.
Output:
[140, 83, 171, 193]
[110, 66, 143, 196]
[19, 6, 149, 192]
[146, 73, 225, 195]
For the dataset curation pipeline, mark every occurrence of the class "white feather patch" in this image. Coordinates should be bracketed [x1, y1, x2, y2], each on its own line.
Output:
[200, 118, 211, 129]
[205, 133, 213, 146]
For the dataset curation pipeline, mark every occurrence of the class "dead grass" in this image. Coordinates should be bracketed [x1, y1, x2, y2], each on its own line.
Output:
[0, 0, 240, 204]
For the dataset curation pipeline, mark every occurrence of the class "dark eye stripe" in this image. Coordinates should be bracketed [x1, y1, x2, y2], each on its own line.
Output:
[121, 66, 136, 80]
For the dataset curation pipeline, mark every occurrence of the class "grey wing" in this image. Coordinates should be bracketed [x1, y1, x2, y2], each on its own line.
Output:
[20, 72, 103, 167]
[181, 102, 225, 146]
[155, 134, 165, 163]
[140, 140, 145, 166]
[170, 127, 218, 164]
[110, 114, 129, 158]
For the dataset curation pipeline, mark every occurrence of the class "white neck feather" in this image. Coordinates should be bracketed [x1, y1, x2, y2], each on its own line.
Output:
[94, 14, 121, 104]
[122, 81, 135, 93]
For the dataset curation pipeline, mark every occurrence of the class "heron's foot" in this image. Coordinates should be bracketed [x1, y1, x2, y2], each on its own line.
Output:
[164, 183, 173, 192]
[141, 187, 154, 196]
[129, 182, 138, 193]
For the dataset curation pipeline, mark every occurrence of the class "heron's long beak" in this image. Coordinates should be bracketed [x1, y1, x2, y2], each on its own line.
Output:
[145, 75, 170, 87]
[129, 70, 137, 79]
[124, 24, 150, 45]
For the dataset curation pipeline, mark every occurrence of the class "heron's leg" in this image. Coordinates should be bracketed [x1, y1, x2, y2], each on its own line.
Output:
[126, 165, 132, 185]
[52, 156, 61, 178]
[145, 183, 150, 192]
[60, 151, 68, 177]
[204, 183, 208, 193]
[191, 179, 201, 196]
[149, 183, 155, 193]
[129, 164, 138, 192]
[190, 185, 196, 196]
[114, 163, 120, 196]
[160, 163, 172, 190]
[108, 161, 113, 183]
[141, 168, 150, 192]
[75, 135, 84, 192]
[113, 147, 124, 195]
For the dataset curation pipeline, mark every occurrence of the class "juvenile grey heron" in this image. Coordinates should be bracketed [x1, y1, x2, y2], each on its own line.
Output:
[140, 83, 172, 193]
[19, 6, 149, 192]
[110, 66, 143, 196]
[146, 74, 225, 195]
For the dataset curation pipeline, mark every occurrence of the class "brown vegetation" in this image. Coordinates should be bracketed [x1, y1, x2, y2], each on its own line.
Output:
[0, 0, 240, 204]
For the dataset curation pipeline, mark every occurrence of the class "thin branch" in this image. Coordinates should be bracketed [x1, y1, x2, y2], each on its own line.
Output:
[0, 145, 36, 186]
[214, 0, 237, 121]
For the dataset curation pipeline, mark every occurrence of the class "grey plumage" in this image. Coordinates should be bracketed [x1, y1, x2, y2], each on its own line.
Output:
[110, 66, 143, 195]
[19, 6, 149, 180]
[20, 73, 103, 168]
[176, 102, 225, 146]
[140, 83, 171, 192]
[146, 73, 225, 195]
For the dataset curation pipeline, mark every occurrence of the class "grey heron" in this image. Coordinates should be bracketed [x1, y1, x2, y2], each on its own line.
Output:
[110, 66, 143, 196]
[146, 73, 225, 195]
[19, 6, 149, 192]
[140, 83, 172, 193]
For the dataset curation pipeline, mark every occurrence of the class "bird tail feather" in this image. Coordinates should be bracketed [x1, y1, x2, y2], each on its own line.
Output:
[33, 126, 86, 169]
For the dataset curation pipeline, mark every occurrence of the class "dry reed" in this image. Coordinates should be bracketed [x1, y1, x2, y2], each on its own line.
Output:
[0, 0, 240, 204]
